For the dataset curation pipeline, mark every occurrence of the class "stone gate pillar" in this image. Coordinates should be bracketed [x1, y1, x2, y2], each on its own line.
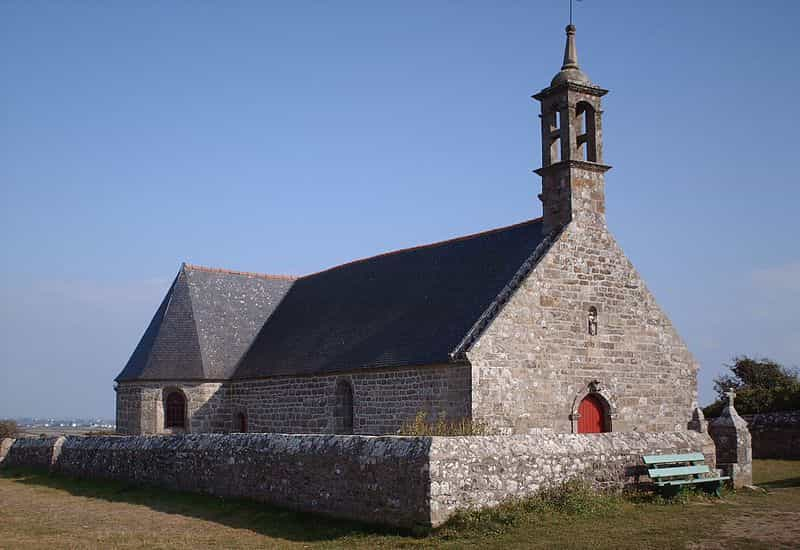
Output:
[709, 390, 753, 488]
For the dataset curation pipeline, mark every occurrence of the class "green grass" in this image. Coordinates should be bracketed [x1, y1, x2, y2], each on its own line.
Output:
[1, 460, 799, 549]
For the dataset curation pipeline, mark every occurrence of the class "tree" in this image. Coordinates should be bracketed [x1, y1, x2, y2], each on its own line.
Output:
[704, 356, 800, 417]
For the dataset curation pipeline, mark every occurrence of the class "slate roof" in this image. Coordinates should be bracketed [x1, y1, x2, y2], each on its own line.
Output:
[233, 218, 546, 378]
[118, 218, 549, 382]
[115, 265, 295, 382]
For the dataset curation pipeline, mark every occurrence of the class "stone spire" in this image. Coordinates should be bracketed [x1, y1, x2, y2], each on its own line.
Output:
[551, 24, 591, 87]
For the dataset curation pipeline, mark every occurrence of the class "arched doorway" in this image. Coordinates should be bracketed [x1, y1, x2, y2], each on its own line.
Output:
[333, 379, 354, 434]
[577, 394, 609, 433]
[164, 390, 187, 430]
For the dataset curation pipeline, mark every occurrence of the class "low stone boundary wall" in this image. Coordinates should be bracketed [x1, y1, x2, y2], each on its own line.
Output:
[0, 431, 715, 528]
[428, 431, 715, 524]
[742, 411, 800, 459]
[0, 437, 63, 470]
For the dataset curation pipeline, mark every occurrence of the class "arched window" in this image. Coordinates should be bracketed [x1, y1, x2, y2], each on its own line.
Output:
[235, 411, 248, 433]
[577, 394, 610, 433]
[588, 306, 598, 336]
[544, 108, 562, 165]
[165, 391, 186, 429]
[575, 101, 597, 162]
[333, 379, 354, 434]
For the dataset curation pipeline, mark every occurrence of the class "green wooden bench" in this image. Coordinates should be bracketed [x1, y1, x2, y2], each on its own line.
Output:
[643, 452, 730, 498]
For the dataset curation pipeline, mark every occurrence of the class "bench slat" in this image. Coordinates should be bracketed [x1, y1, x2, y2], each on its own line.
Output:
[648, 465, 710, 478]
[655, 476, 729, 487]
[642, 452, 705, 465]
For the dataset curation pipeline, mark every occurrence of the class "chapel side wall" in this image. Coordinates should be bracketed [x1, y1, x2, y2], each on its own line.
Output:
[230, 364, 471, 435]
[115, 381, 229, 435]
[467, 218, 699, 435]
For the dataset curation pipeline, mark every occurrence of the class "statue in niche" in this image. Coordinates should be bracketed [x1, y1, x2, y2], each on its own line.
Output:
[588, 306, 598, 336]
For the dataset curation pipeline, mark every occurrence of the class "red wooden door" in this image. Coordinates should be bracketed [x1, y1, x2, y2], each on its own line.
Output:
[578, 394, 606, 433]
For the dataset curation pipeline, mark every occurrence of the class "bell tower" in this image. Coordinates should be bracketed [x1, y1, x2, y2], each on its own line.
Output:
[534, 24, 611, 235]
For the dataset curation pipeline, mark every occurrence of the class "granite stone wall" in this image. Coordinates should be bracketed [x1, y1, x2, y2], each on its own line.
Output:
[709, 399, 753, 488]
[0, 438, 15, 464]
[0, 436, 63, 470]
[54, 434, 432, 527]
[1, 430, 715, 528]
[468, 207, 699, 434]
[117, 364, 471, 436]
[742, 411, 800, 459]
[116, 382, 229, 435]
[229, 364, 471, 435]
[428, 430, 715, 525]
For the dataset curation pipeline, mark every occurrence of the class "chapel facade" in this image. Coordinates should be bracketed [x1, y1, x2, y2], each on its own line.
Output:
[115, 25, 699, 436]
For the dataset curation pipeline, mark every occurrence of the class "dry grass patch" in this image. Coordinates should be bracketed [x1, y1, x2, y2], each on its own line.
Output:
[0, 460, 798, 549]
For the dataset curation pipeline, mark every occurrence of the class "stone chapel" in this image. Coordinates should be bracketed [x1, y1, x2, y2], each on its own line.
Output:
[115, 25, 699, 436]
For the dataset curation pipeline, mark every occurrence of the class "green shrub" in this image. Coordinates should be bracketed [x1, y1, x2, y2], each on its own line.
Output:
[0, 419, 19, 439]
[397, 411, 489, 436]
[704, 356, 800, 417]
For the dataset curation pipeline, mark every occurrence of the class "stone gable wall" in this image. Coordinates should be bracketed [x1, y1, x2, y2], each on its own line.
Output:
[116, 364, 470, 436]
[468, 210, 699, 434]
[1, 430, 715, 528]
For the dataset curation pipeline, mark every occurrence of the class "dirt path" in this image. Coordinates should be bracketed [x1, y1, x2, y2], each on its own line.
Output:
[688, 488, 800, 550]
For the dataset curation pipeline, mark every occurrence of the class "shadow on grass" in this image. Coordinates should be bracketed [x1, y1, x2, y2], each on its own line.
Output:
[759, 477, 800, 489]
[0, 468, 419, 544]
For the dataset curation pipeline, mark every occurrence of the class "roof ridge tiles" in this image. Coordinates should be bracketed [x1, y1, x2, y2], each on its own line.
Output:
[303, 217, 543, 278]
[183, 263, 298, 281]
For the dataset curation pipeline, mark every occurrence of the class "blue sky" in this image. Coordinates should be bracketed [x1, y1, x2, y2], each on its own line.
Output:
[1, 1, 798, 418]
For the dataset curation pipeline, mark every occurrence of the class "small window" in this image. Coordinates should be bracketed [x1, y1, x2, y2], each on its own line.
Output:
[333, 379, 354, 434]
[165, 391, 186, 429]
[235, 412, 248, 433]
[588, 306, 598, 336]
